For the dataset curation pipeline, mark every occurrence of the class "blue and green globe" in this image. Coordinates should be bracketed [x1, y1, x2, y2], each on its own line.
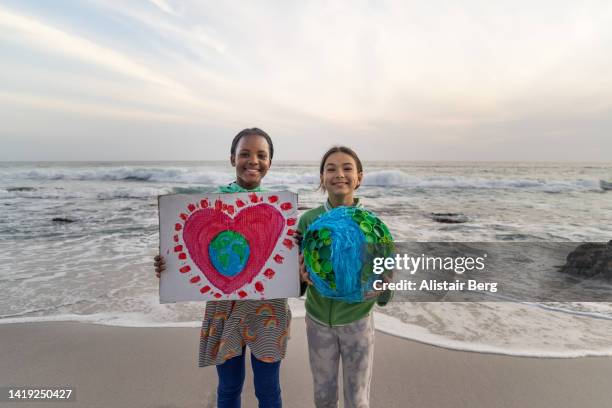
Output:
[302, 207, 393, 303]
[209, 230, 251, 277]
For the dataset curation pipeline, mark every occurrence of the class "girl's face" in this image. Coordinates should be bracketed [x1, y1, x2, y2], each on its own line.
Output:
[231, 134, 271, 189]
[321, 152, 362, 197]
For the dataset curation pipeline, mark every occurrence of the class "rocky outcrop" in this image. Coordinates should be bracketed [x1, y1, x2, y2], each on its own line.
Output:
[559, 241, 612, 279]
[52, 217, 76, 223]
[430, 213, 468, 224]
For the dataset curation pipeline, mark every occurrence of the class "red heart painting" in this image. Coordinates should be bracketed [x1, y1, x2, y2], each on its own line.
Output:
[182, 203, 285, 294]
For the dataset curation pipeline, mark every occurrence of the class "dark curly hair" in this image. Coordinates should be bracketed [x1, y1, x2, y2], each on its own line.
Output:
[230, 128, 274, 161]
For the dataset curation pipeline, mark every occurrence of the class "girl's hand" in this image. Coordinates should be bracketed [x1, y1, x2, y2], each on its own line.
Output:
[364, 273, 392, 300]
[293, 230, 303, 248]
[299, 253, 312, 286]
[154, 255, 166, 278]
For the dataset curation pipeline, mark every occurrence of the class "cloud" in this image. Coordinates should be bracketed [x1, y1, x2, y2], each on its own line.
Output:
[0, 90, 192, 122]
[147, 0, 177, 15]
[0, 6, 171, 87]
[1, 1, 611, 160]
[0, 5, 229, 115]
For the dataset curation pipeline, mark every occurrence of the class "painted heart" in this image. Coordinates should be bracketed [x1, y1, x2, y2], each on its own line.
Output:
[182, 203, 285, 294]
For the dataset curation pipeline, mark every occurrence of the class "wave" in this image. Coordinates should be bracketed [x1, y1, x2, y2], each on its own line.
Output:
[97, 187, 173, 200]
[1, 167, 226, 184]
[0, 189, 84, 200]
[529, 302, 612, 321]
[373, 311, 612, 358]
[0, 271, 67, 284]
[172, 186, 217, 194]
[361, 170, 603, 192]
[1, 167, 605, 192]
[0, 186, 171, 200]
[0, 167, 318, 187]
[264, 173, 319, 185]
[0, 299, 307, 328]
[0, 313, 201, 328]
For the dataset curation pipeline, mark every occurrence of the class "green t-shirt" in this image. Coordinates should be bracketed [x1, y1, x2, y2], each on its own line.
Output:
[217, 181, 264, 193]
[298, 199, 390, 326]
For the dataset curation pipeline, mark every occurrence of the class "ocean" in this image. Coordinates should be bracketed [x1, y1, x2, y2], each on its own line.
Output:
[1, 161, 611, 357]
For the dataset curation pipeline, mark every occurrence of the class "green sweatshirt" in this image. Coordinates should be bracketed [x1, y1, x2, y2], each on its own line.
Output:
[217, 181, 263, 193]
[298, 199, 391, 326]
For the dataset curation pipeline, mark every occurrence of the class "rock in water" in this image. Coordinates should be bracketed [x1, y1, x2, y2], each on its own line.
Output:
[600, 180, 612, 191]
[52, 217, 76, 223]
[430, 213, 468, 224]
[7, 187, 36, 192]
[559, 241, 612, 279]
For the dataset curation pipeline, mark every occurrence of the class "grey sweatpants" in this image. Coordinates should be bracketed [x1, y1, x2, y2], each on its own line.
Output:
[305, 314, 375, 408]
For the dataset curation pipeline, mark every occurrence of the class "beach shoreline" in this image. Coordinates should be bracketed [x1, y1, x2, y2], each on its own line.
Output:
[1, 320, 611, 408]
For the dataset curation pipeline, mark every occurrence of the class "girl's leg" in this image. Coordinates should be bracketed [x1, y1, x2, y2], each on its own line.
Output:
[250, 353, 282, 408]
[306, 315, 341, 408]
[216, 351, 246, 408]
[338, 314, 374, 408]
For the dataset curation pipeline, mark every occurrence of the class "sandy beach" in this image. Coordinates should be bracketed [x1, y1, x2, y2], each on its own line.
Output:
[1, 319, 611, 408]
[3, 0, 612, 405]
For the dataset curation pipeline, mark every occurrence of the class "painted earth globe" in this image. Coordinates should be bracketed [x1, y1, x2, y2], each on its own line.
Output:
[302, 207, 393, 303]
[209, 230, 251, 277]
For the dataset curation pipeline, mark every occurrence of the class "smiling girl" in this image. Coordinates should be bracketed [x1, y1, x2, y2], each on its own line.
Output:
[298, 146, 390, 408]
[155, 128, 289, 408]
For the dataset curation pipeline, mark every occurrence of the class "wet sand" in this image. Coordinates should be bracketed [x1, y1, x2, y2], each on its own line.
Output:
[1, 320, 611, 407]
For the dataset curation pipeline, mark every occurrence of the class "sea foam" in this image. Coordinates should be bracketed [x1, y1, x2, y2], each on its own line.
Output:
[361, 170, 603, 192]
[1, 167, 604, 192]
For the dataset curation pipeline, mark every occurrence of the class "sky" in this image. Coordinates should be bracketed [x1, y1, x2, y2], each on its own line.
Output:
[0, 0, 611, 161]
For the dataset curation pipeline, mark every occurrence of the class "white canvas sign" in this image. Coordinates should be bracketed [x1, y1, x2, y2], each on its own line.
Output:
[158, 191, 299, 302]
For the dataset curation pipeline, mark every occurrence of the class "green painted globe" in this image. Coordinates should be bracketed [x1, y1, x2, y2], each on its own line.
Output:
[303, 207, 393, 290]
[209, 230, 250, 277]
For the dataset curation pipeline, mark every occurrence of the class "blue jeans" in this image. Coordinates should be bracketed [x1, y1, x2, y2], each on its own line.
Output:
[216, 349, 281, 408]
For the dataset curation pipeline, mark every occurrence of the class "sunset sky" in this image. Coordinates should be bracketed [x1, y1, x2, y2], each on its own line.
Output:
[1, 0, 611, 161]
